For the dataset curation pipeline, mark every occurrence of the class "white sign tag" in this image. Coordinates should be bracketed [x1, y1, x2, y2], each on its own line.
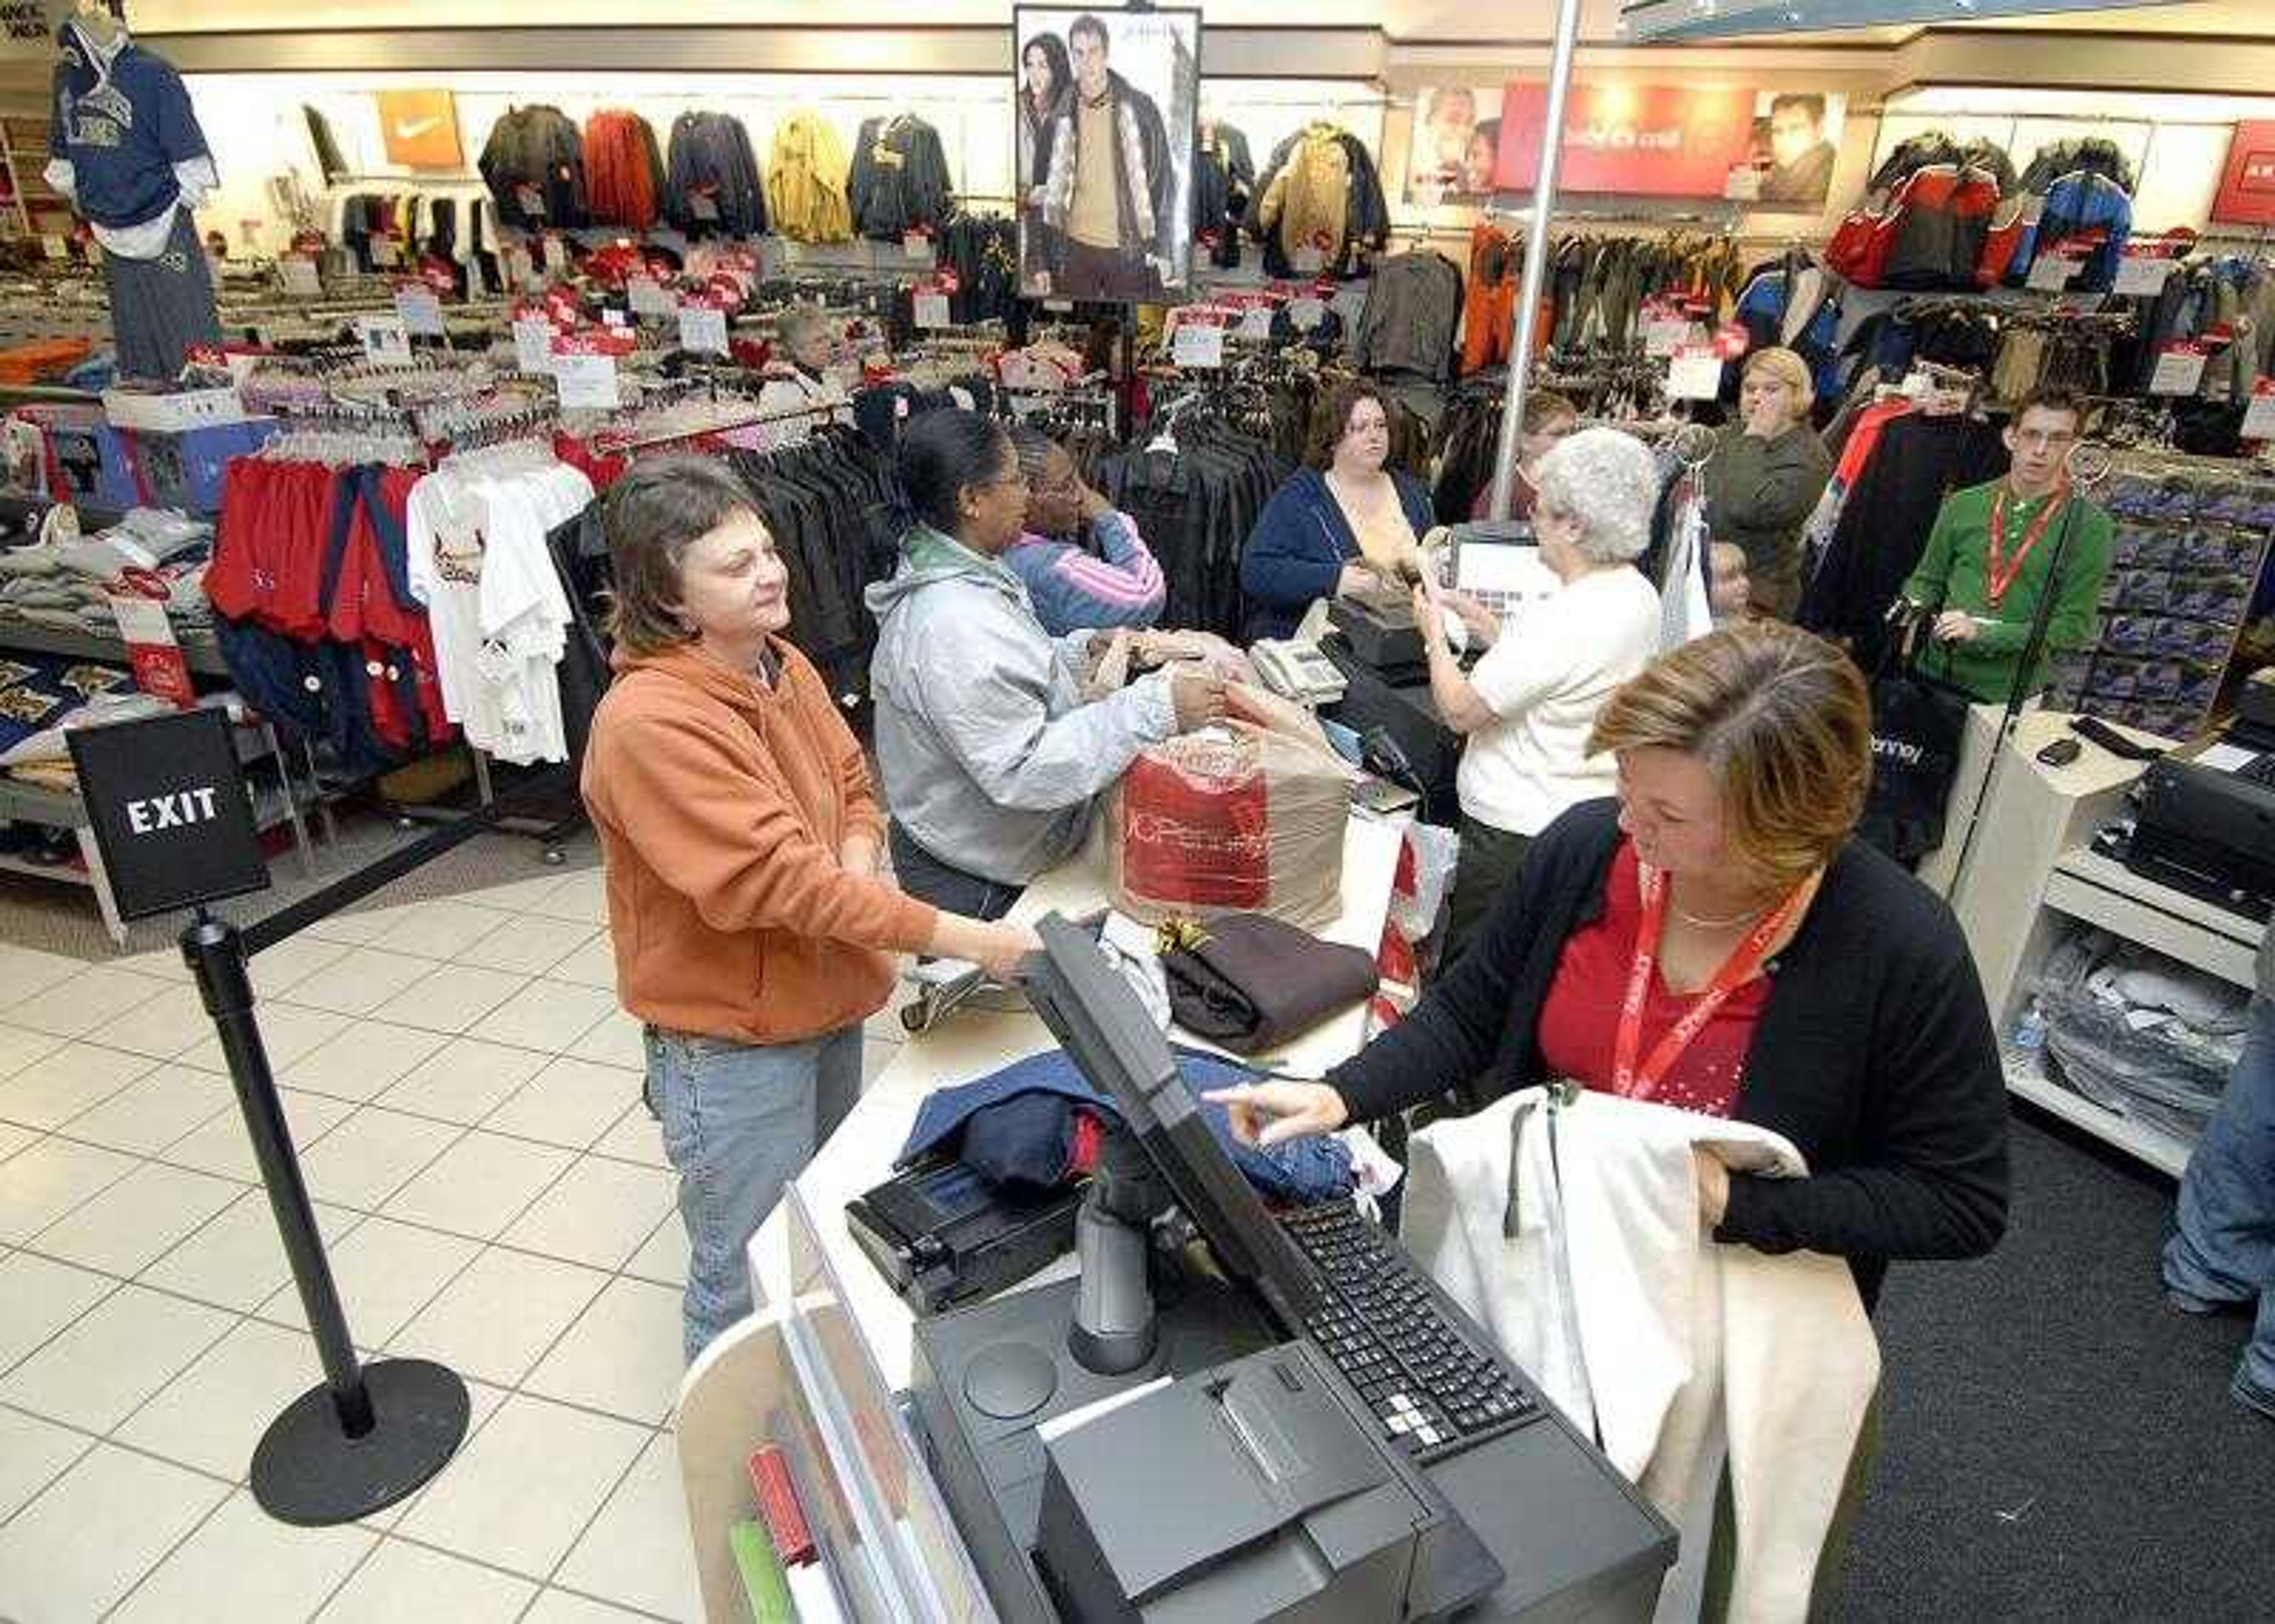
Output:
[1643, 317, 1693, 359]
[2244, 385, 2275, 441]
[2149, 346, 2208, 396]
[679, 305, 729, 355]
[627, 276, 674, 318]
[903, 232, 932, 261]
[1171, 322, 1226, 369]
[553, 351, 620, 411]
[369, 236, 400, 268]
[394, 286, 446, 337]
[2112, 255, 2177, 298]
[356, 315, 413, 367]
[40, 232, 68, 261]
[1668, 347, 1724, 401]
[2026, 254, 2079, 293]
[1237, 306, 1275, 341]
[512, 317, 555, 373]
[688, 193, 720, 222]
[914, 292, 953, 329]
[278, 257, 321, 296]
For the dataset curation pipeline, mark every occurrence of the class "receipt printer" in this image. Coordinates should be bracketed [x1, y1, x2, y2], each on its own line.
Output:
[1035, 1340, 1497, 1621]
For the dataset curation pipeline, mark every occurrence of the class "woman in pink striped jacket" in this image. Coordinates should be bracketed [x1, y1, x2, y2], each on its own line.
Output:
[1002, 424, 1168, 635]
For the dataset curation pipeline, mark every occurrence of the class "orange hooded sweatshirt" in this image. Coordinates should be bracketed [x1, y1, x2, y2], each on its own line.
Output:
[581, 639, 940, 1044]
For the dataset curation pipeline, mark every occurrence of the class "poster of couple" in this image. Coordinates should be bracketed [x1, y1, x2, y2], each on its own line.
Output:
[1014, 5, 1201, 303]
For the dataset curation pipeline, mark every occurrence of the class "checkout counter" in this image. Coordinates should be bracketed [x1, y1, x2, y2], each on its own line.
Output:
[674, 816, 1673, 1621]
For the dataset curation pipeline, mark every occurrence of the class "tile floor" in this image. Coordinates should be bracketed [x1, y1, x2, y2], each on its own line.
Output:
[0, 863, 908, 1623]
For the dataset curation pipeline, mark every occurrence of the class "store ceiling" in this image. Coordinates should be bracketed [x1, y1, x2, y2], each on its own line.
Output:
[111, 0, 2275, 43]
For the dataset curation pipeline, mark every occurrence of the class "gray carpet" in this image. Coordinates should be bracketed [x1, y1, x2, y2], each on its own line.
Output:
[1832, 1110, 2275, 1621]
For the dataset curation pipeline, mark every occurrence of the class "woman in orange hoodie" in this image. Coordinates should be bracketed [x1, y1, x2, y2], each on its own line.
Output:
[581, 456, 1039, 1361]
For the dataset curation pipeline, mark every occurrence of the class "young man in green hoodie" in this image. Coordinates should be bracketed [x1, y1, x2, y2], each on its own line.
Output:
[1902, 386, 2113, 704]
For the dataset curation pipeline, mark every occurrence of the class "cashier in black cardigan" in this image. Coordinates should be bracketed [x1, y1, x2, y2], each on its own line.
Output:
[1210, 620, 2008, 1309]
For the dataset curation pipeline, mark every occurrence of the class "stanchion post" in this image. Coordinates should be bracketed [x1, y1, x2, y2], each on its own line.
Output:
[182, 908, 470, 1526]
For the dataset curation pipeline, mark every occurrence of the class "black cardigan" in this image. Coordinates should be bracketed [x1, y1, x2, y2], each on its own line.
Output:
[1332, 799, 2008, 1305]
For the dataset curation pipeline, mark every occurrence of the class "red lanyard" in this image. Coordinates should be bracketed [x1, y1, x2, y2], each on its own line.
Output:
[1985, 486, 2067, 610]
[1612, 861, 1810, 1103]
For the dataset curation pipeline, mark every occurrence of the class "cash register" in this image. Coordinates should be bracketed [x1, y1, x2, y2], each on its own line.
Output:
[907, 916, 1674, 1621]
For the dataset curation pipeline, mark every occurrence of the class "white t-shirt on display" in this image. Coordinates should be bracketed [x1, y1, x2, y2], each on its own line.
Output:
[1456, 565, 1662, 838]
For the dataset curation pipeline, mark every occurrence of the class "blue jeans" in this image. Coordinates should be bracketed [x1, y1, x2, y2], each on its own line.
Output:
[888, 823, 1021, 922]
[644, 1022, 863, 1363]
[2163, 992, 2275, 1392]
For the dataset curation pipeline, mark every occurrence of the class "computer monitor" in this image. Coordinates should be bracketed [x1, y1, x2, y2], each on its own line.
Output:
[1021, 914, 1323, 1333]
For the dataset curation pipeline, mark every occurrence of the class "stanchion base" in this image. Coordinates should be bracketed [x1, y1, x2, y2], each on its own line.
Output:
[251, 1358, 470, 1527]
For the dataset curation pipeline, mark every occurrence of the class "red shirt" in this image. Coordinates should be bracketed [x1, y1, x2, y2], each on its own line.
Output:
[1535, 839, 1768, 1118]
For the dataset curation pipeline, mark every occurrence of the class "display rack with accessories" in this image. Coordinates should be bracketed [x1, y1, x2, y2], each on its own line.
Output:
[2043, 453, 2275, 743]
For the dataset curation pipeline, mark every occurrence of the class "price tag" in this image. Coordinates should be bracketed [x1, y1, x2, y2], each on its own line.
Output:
[1668, 346, 1724, 401]
[2026, 254, 2079, 293]
[688, 191, 720, 222]
[627, 276, 674, 318]
[1043, 297, 1074, 313]
[1643, 317, 1693, 359]
[1237, 306, 1275, 341]
[2243, 381, 2275, 441]
[278, 256, 321, 296]
[107, 594, 195, 709]
[903, 231, 933, 261]
[40, 232, 68, 261]
[512, 316, 555, 373]
[914, 292, 953, 329]
[356, 314, 413, 367]
[1286, 296, 1327, 332]
[1292, 245, 1325, 274]
[2111, 254, 2177, 297]
[2149, 342, 2208, 397]
[394, 286, 446, 337]
[369, 236, 401, 268]
[1171, 322, 1226, 369]
[553, 349, 620, 411]
[515, 184, 547, 219]
[678, 304, 729, 355]
[601, 307, 629, 330]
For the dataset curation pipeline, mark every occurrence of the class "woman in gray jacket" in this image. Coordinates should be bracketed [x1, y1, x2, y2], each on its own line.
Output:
[868, 411, 1226, 918]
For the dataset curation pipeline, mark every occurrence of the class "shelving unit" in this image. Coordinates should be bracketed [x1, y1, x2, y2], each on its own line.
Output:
[1946, 709, 2259, 1177]
[0, 614, 230, 677]
[0, 118, 71, 242]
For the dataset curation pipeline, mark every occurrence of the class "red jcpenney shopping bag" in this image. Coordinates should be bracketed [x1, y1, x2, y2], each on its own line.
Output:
[1107, 684, 1357, 931]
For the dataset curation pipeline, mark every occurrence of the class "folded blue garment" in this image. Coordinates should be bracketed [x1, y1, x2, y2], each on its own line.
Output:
[900, 1046, 1354, 1206]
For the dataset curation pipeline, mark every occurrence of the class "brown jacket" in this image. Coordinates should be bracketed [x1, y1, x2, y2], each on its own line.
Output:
[581, 640, 938, 1043]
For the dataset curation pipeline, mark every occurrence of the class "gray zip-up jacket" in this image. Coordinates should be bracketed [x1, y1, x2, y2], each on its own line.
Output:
[867, 526, 1177, 886]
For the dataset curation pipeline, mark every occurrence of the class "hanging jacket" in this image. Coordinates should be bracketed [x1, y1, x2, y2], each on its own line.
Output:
[1251, 124, 1389, 280]
[849, 113, 953, 241]
[1982, 136, 2136, 288]
[1826, 134, 2011, 292]
[1353, 249, 1463, 382]
[665, 111, 767, 237]
[1193, 120, 1254, 270]
[479, 105, 587, 229]
[766, 110, 855, 244]
[583, 109, 665, 232]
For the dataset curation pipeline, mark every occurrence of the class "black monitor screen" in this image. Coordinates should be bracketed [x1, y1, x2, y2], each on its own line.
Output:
[1023, 914, 1322, 1331]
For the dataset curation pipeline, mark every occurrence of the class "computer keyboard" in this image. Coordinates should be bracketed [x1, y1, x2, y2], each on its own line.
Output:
[1279, 1202, 1542, 1463]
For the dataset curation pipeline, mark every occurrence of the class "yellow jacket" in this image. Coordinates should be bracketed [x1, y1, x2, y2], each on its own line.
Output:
[767, 112, 854, 244]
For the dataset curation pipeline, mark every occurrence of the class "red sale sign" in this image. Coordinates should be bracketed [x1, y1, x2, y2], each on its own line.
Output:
[1494, 82, 1758, 198]
[2212, 121, 2275, 228]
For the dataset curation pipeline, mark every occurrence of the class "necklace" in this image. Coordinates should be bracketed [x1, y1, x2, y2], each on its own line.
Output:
[1672, 902, 1768, 930]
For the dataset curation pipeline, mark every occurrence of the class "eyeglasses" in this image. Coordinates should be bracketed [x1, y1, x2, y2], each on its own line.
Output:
[2011, 429, 2078, 450]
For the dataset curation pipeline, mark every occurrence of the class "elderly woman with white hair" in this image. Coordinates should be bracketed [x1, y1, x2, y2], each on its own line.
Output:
[1418, 425, 1665, 958]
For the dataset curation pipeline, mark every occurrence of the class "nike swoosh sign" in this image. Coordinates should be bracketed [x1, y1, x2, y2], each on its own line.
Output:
[395, 117, 443, 140]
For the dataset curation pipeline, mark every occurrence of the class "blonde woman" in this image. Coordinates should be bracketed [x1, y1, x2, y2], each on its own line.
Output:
[1703, 347, 1832, 620]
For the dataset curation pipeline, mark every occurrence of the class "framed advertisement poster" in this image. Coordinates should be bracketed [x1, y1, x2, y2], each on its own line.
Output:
[1014, 5, 1201, 303]
[2212, 121, 2275, 228]
[1493, 82, 1758, 199]
[1407, 85, 1506, 206]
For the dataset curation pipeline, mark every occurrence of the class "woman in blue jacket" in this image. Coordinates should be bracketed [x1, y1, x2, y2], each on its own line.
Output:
[1241, 380, 1436, 642]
